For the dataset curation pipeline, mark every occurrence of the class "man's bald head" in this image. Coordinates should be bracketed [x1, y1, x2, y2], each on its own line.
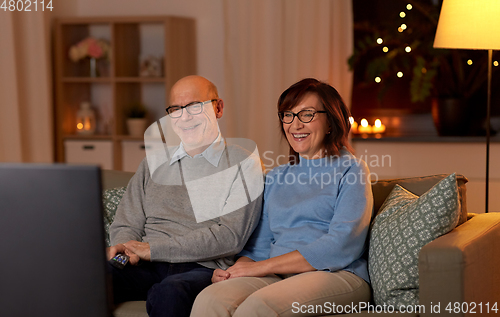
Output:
[169, 75, 218, 104]
[168, 75, 224, 156]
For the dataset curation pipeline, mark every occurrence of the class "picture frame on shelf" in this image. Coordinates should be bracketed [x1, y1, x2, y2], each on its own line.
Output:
[139, 55, 163, 77]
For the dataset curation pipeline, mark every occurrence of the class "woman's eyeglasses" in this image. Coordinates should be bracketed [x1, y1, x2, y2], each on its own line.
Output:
[278, 110, 326, 124]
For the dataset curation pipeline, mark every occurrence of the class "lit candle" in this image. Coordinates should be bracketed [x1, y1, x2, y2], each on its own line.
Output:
[372, 119, 386, 133]
[349, 117, 358, 134]
[76, 101, 96, 135]
[357, 118, 372, 134]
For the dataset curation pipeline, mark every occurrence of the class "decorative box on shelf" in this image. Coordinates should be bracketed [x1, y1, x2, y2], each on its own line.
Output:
[64, 140, 113, 170]
[121, 141, 147, 173]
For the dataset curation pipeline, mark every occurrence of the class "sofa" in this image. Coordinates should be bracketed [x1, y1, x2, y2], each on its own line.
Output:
[102, 170, 500, 317]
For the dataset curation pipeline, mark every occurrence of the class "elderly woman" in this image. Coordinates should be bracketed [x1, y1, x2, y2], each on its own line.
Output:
[190, 78, 373, 317]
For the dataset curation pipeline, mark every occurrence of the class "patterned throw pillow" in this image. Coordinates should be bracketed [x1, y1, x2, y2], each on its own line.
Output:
[368, 173, 460, 309]
[102, 187, 127, 246]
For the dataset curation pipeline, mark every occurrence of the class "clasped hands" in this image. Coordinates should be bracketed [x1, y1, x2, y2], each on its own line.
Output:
[212, 258, 268, 283]
[107, 240, 151, 265]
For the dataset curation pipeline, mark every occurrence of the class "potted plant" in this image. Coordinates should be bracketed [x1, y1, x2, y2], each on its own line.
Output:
[125, 102, 148, 137]
[349, 0, 498, 135]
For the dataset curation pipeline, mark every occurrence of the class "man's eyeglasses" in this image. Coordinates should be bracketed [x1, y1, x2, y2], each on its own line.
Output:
[278, 110, 327, 124]
[166, 99, 218, 118]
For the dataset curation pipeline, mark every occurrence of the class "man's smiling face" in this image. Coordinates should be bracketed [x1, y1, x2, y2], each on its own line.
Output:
[169, 76, 223, 156]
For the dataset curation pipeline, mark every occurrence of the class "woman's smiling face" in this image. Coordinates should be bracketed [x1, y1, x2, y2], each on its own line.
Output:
[283, 93, 330, 159]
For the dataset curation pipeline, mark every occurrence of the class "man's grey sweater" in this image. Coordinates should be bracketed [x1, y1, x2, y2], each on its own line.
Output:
[110, 143, 263, 270]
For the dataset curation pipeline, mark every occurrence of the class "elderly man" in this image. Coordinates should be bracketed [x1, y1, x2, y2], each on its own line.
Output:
[107, 75, 263, 317]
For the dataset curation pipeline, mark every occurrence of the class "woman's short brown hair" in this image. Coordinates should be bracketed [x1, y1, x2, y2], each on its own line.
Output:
[277, 78, 353, 164]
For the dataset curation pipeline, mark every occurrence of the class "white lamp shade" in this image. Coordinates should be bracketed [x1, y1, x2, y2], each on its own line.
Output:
[434, 0, 500, 50]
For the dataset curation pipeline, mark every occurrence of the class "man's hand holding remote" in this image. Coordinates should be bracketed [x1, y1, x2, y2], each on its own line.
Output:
[106, 243, 141, 265]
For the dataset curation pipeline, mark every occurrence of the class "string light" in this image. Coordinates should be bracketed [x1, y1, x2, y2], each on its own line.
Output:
[361, 119, 369, 127]
[407, 4, 412, 10]
[397, 72, 404, 78]
[375, 77, 382, 83]
[398, 27, 404, 33]
[383, 46, 389, 53]
[405, 46, 411, 53]
[374, 119, 382, 128]
[377, 38, 383, 44]
[401, 24, 407, 30]
[494, 61, 499, 67]
[467, 59, 473, 65]
[400, 12, 406, 18]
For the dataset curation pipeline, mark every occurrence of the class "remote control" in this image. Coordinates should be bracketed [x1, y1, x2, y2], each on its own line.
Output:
[109, 253, 130, 269]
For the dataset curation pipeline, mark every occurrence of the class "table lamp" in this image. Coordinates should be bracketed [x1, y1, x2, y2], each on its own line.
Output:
[434, 0, 500, 213]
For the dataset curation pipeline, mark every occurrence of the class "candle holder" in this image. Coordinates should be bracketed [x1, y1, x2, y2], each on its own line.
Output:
[76, 101, 96, 135]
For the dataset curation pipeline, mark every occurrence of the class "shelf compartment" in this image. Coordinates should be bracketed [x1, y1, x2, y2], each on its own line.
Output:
[114, 23, 141, 77]
[60, 83, 91, 135]
[59, 23, 112, 78]
[115, 83, 142, 135]
[114, 22, 166, 78]
[60, 83, 113, 135]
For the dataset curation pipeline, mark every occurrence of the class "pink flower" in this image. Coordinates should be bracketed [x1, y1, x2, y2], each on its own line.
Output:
[68, 37, 110, 62]
[86, 38, 104, 59]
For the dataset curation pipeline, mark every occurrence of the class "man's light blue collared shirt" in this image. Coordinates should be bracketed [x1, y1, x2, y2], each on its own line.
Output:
[169, 133, 224, 167]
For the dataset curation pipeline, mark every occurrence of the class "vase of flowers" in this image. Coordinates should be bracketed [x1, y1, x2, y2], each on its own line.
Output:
[69, 37, 111, 77]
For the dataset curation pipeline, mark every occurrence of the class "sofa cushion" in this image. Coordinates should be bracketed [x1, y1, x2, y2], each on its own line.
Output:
[102, 186, 127, 246]
[371, 174, 468, 226]
[114, 301, 148, 317]
[368, 173, 461, 309]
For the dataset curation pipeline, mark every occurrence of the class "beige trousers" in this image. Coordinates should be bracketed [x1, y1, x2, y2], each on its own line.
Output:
[190, 270, 371, 317]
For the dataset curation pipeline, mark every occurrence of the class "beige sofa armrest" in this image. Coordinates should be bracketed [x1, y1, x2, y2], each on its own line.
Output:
[418, 212, 500, 317]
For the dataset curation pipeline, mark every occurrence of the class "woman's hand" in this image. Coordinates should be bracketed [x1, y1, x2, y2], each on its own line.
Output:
[225, 251, 315, 279]
[212, 269, 230, 283]
[226, 260, 270, 279]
